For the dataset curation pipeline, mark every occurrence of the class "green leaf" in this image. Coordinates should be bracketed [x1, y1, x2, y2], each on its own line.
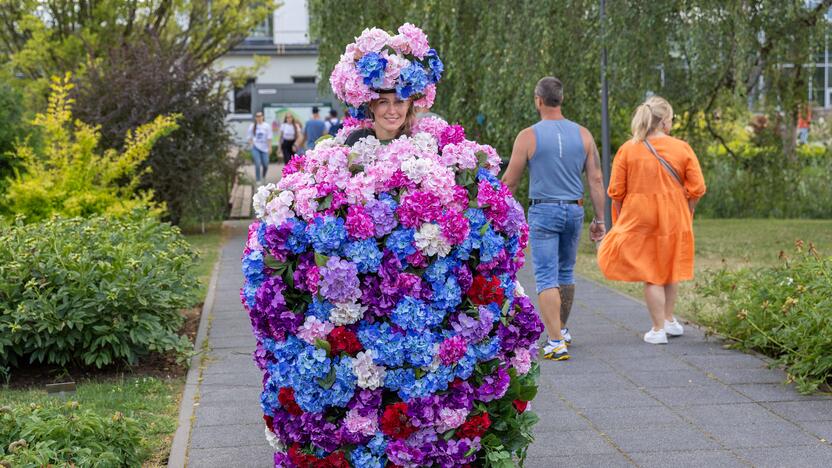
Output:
[264, 254, 285, 271]
[314, 253, 329, 267]
[314, 338, 332, 355]
[317, 365, 337, 389]
[318, 194, 333, 211]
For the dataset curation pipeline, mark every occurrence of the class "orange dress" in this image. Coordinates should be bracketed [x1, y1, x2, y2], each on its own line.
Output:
[597, 136, 706, 284]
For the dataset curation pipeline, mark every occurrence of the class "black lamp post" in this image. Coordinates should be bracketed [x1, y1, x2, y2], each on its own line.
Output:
[600, 0, 612, 230]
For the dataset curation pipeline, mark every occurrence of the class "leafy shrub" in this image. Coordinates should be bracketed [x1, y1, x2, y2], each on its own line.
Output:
[697, 242, 832, 393]
[0, 212, 199, 368]
[2, 74, 178, 223]
[72, 35, 238, 225]
[0, 400, 142, 467]
[0, 79, 27, 194]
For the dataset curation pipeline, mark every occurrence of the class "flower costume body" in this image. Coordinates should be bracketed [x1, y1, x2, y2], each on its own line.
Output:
[242, 24, 543, 467]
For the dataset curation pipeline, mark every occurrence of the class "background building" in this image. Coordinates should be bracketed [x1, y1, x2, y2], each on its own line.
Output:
[217, 0, 335, 145]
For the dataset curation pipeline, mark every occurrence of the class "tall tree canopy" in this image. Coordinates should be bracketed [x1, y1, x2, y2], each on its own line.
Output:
[310, 0, 832, 158]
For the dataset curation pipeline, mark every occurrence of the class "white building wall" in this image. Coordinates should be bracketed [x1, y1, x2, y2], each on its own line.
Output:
[274, 0, 310, 44]
[216, 55, 318, 84]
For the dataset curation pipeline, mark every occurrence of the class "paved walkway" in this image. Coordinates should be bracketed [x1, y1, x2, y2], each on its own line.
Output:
[183, 189, 832, 467]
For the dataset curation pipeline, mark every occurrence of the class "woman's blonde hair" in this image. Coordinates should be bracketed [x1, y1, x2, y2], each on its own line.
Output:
[631, 96, 673, 141]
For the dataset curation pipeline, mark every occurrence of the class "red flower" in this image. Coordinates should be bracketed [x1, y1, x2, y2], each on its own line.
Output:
[380, 402, 417, 440]
[278, 387, 303, 416]
[318, 451, 350, 468]
[288, 443, 318, 468]
[457, 412, 491, 439]
[263, 414, 275, 432]
[467, 276, 505, 306]
[513, 399, 529, 413]
[327, 327, 363, 356]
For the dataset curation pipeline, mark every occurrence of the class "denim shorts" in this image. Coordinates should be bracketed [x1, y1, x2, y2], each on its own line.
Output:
[528, 203, 584, 294]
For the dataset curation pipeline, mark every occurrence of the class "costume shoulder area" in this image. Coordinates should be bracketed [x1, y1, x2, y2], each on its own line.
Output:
[344, 128, 376, 147]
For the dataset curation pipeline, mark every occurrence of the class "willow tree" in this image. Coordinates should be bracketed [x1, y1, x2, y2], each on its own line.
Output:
[310, 0, 831, 160]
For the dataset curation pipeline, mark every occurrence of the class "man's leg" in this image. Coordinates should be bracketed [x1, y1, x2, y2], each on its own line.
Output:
[538, 287, 563, 341]
[557, 205, 584, 331]
[559, 284, 575, 325]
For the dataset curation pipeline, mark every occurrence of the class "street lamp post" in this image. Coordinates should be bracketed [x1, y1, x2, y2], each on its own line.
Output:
[600, 0, 612, 230]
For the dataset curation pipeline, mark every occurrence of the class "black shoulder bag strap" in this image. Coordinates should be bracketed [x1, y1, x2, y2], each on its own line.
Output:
[643, 140, 684, 189]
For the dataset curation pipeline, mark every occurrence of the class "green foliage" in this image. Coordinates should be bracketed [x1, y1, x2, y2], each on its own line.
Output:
[0, 78, 26, 192]
[2, 75, 178, 222]
[697, 243, 832, 393]
[0, 212, 199, 369]
[0, 400, 143, 467]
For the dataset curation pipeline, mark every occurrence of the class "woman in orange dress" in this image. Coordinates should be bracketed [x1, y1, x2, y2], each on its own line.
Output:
[597, 96, 706, 344]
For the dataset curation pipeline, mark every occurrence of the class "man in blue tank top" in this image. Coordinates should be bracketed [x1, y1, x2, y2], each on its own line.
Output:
[502, 77, 607, 361]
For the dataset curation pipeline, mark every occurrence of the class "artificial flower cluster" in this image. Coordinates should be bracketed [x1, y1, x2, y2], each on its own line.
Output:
[330, 24, 444, 117]
[241, 115, 543, 467]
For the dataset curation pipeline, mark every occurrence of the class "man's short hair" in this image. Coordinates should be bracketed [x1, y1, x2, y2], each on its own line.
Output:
[312, 106, 320, 114]
[329, 109, 338, 118]
[535, 77, 564, 107]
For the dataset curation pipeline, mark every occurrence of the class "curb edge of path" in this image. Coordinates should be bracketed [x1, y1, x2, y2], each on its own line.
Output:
[168, 241, 223, 468]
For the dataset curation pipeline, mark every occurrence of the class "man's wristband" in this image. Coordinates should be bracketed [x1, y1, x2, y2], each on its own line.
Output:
[591, 218, 605, 226]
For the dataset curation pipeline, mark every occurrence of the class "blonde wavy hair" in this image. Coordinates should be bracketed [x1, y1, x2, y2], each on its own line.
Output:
[631, 96, 673, 141]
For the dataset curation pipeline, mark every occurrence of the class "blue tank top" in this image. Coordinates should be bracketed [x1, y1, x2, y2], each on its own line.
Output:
[528, 119, 586, 201]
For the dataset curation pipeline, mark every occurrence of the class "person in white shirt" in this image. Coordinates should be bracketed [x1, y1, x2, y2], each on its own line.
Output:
[278, 113, 302, 164]
[247, 111, 273, 184]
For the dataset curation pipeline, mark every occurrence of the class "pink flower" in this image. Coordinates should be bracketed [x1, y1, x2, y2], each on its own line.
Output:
[396, 23, 430, 58]
[439, 124, 465, 149]
[345, 205, 375, 240]
[397, 191, 442, 228]
[344, 408, 379, 436]
[246, 221, 262, 251]
[411, 116, 448, 142]
[435, 408, 469, 433]
[438, 210, 470, 245]
[440, 140, 479, 170]
[438, 336, 467, 365]
[413, 83, 436, 108]
[355, 27, 391, 54]
[297, 316, 334, 344]
[511, 347, 533, 375]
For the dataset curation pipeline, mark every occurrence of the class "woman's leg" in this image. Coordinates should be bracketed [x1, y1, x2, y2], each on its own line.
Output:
[643, 283, 666, 331]
[251, 148, 262, 182]
[663, 283, 679, 321]
[282, 140, 295, 164]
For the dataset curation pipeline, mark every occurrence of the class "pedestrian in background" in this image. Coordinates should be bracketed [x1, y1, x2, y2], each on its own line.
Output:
[304, 106, 326, 151]
[502, 76, 607, 361]
[248, 111, 272, 185]
[597, 96, 706, 344]
[279, 113, 301, 164]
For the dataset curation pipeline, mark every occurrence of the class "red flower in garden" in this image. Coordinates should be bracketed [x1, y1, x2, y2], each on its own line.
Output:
[327, 327, 363, 355]
[456, 412, 491, 439]
[288, 443, 319, 467]
[318, 451, 350, 468]
[513, 399, 529, 413]
[380, 402, 417, 440]
[278, 387, 303, 416]
[263, 414, 275, 432]
[467, 275, 505, 306]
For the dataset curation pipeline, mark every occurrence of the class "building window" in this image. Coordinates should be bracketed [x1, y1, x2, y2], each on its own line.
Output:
[293, 76, 316, 84]
[234, 79, 255, 114]
[248, 17, 272, 40]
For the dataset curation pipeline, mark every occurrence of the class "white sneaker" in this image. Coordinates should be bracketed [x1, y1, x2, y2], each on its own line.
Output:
[543, 339, 570, 361]
[561, 328, 572, 344]
[644, 328, 668, 344]
[664, 319, 684, 337]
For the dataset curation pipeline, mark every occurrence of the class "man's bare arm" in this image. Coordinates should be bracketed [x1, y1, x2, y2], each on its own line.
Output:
[501, 128, 532, 195]
[582, 128, 606, 224]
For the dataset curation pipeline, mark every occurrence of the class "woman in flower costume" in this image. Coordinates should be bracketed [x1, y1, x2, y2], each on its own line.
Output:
[242, 24, 543, 468]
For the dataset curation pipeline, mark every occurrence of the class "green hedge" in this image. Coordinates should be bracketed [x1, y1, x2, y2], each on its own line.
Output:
[0, 401, 142, 467]
[0, 212, 199, 369]
[697, 244, 832, 393]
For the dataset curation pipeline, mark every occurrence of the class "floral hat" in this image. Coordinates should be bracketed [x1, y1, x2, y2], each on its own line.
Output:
[329, 23, 444, 118]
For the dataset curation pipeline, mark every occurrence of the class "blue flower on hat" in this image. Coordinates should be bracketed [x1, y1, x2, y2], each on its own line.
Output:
[357, 52, 388, 88]
[396, 63, 429, 99]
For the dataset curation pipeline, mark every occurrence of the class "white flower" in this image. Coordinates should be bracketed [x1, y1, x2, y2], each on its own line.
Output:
[265, 427, 286, 451]
[401, 157, 435, 184]
[252, 183, 276, 218]
[264, 190, 295, 226]
[314, 137, 338, 150]
[414, 223, 451, 257]
[411, 132, 438, 154]
[515, 280, 526, 297]
[352, 136, 381, 165]
[329, 300, 367, 326]
[352, 350, 386, 389]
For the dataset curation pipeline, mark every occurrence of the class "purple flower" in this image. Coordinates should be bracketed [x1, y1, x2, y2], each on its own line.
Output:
[387, 439, 428, 467]
[438, 336, 467, 365]
[475, 366, 510, 402]
[365, 197, 397, 237]
[451, 307, 494, 342]
[439, 124, 465, 149]
[320, 257, 361, 303]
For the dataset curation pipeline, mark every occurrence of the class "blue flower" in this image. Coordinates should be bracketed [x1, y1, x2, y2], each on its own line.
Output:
[286, 218, 310, 254]
[396, 63, 429, 99]
[307, 216, 348, 255]
[257, 222, 268, 249]
[349, 105, 368, 119]
[385, 227, 416, 260]
[345, 238, 383, 273]
[357, 52, 388, 88]
[351, 446, 385, 468]
[480, 225, 505, 262]
[426, 48, 444, 83]
[477, 167, 500, 186]
[260, 387, 279, 416]
[359, 322, 406, 367]
[405, 330, 435, 367]
[368, 433, 387, 456]
[472, 336, 501, 361]
[242, 282, 258, 309]
[242, 250, 265, 285]
[392, 296, 430, 331]
[424, 257, 457, 284]
[454, 354, 476, 380]
[385, 367, 416, 393]
[431, 277, 462, 312]
[378, 192, 399, 211]
[307, 297, 333, 322]
[465, 208, 487, 231]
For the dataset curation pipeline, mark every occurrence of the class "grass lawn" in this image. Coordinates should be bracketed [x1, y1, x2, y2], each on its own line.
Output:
[574, 218, 832, 319]
[1, 224, 227, 466]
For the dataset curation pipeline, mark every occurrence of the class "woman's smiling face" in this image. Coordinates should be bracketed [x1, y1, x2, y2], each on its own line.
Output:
[370, 92, 410, 139]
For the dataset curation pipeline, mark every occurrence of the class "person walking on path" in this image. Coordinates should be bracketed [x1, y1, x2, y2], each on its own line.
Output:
[597, 96, 706, 345]
[324, 108, 342, 137]
[303, 106, 326, 151]
[502, 76, 607, 361]
[247, 111, 272, 185]
[278, 113, 301, 164]
[797, 103, 812, 145]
